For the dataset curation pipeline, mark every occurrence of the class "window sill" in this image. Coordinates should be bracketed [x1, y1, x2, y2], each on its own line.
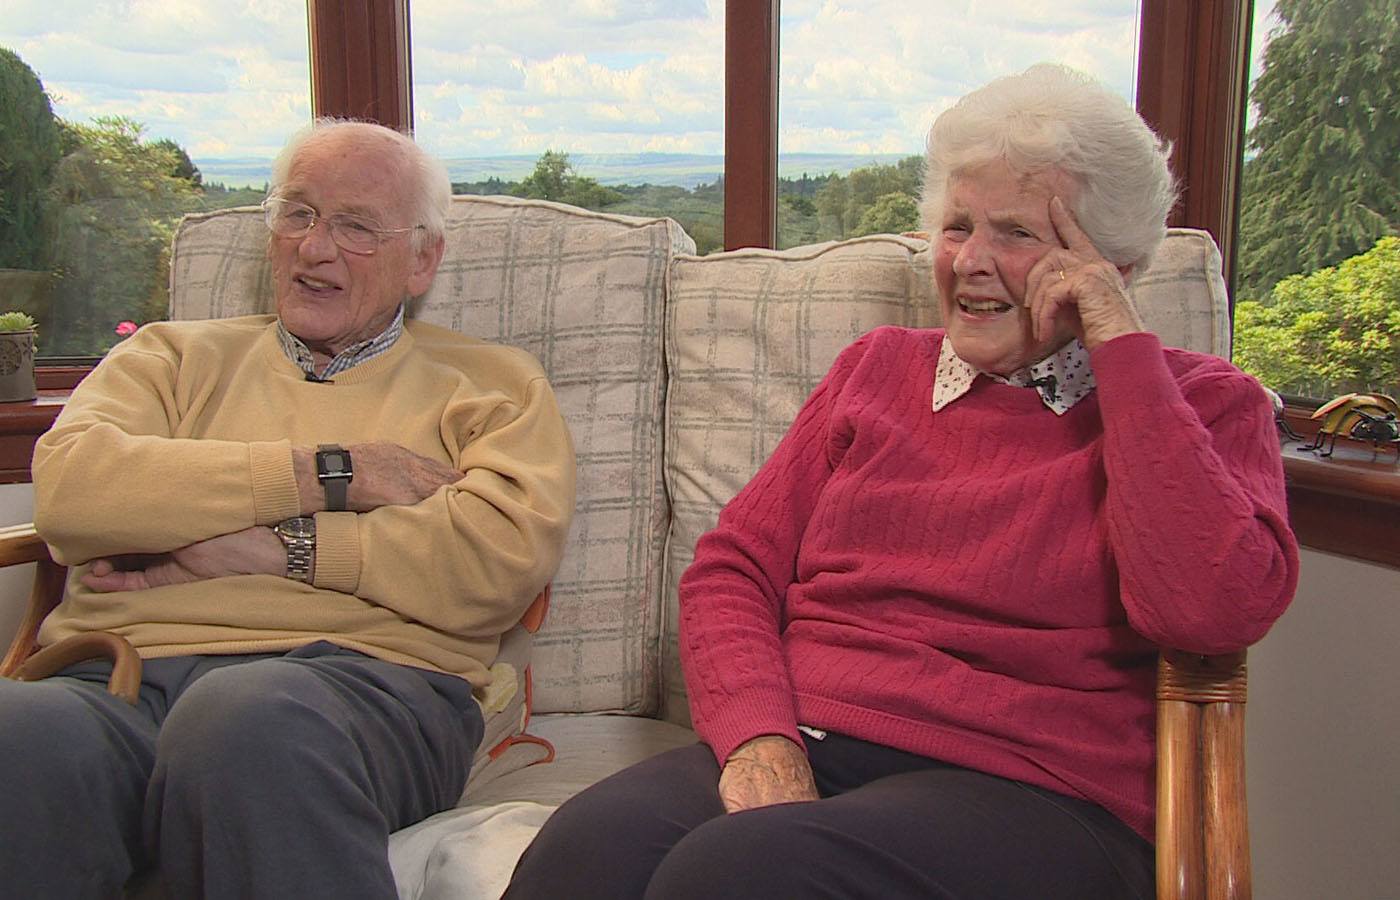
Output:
[0, 391, 69, 484]
[1279, 406, 1400, 569]
[0, 395, 1395, 569]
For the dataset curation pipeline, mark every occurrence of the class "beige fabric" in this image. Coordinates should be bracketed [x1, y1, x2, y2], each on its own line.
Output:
[169, 195, 693, 720]
[658, 227, 1228, 723]
[1130, 228, 1232, 359]
[660, 234, 940, 722]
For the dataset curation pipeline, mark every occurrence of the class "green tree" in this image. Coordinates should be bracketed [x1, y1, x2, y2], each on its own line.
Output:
[1233, 236, 1400, 398]
[1235, 0, 1400, 302]
[813, 156, 922, 238]
[43, 116, 203, 355]
[0, 47, 62, 270]
[853, 192, 920, 237]
[152, 137, 203, 188]
[515, 151, 622, 209]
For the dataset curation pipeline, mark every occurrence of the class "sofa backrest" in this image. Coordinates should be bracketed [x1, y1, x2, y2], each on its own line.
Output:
[169, 205, 1229, 727]
[657, 227, 1230, 723]
[169, 195, 692, 716]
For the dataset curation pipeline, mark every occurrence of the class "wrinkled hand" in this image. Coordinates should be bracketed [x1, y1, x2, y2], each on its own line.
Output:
[1025, 196, 1146, 351]
[718, 735, 819, 814]
[295, 442, 462, 513]
[81, 526, 285, 592]
[344, 442, 462, 511]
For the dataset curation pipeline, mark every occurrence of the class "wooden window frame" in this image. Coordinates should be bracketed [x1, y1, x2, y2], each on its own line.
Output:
[7, 0, 1396, 568]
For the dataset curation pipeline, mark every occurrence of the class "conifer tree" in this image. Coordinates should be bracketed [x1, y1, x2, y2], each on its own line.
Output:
[1235, 0, 1400, 301]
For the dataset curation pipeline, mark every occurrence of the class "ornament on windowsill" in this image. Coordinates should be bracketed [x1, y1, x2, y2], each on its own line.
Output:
[0, 311, 38, 403]
[1296, 392, 1400, 461]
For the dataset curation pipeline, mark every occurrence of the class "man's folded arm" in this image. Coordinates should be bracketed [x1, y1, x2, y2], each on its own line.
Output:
[32, 345, 301, 565]
[313, 376, 577, 636]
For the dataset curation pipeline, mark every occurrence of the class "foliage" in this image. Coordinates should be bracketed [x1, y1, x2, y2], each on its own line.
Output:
[152, 138, 203, 187]
[43, 116, 204, 355]
[814, 157, 923, 238]
[514, 151, 624, 209]
[1233, 236, 1400, 398]
[0, 311, 37, 333]
[854, 192, 920, 237]
[1235, 0, 1400, 302]
[0, 47, 62, 270]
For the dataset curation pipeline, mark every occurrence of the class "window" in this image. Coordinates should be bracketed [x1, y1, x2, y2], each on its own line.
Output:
[775, 1, 1142, 249]
[407, 1, 726, 253]
[1230, 0, 1399, 404]
[0, 3, 311, 359]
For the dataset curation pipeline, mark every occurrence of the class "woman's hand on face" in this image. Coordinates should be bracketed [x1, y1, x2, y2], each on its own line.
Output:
[1027, 196, 1146, 352]
[719, 735, 820, 814]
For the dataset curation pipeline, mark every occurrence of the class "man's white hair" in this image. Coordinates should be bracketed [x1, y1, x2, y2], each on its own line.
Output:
[919, 64, 1179, 276]
[269, 118, 451, 253]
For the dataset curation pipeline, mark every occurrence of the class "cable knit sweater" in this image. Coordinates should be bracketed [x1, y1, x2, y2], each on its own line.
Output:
[33, 315, 576, 684]
[679, 326, 1298, 840]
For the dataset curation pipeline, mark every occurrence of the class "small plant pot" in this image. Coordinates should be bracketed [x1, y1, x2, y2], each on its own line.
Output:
[0, 330, 37, 402]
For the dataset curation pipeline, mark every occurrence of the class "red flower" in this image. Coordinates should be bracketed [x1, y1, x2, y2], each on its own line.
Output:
[115, 320, 138, 337]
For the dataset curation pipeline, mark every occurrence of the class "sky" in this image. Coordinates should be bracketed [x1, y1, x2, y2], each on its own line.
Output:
[1, 0, 1281, 173]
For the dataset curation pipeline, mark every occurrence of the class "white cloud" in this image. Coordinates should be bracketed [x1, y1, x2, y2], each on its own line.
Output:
[3, 0, 1144, 169]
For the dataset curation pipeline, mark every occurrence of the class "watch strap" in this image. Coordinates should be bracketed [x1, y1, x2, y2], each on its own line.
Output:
[276, 518, 315, 583]
[316, 444, 353, 512]
[323, 475, 348, 512]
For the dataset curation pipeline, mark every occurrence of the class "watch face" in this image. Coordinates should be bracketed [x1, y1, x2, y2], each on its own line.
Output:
[316, 447, 352, 479]
[279, 517, 316, 538]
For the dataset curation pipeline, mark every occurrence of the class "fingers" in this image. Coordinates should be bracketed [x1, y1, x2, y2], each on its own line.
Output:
[718, 758, 819, 813]
[1026, 251, 1077, 345]
[1049, 195, 1096, 254]
[719, 735, 819, 813]
[81, 568, 143, 593]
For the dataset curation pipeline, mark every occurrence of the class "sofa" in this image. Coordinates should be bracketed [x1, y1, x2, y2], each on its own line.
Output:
[73, 194, 1234, 898]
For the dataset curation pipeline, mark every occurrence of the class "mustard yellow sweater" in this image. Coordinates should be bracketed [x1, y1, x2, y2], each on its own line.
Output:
[32, 315, 576, 685]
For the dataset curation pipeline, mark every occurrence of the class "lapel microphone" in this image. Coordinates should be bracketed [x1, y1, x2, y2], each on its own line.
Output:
[1027, 374, 1058, 404]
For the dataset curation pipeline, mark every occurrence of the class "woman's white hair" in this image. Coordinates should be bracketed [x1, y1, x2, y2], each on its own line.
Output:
[269, 117, 451, 252]
[919, 64, 1178, 276]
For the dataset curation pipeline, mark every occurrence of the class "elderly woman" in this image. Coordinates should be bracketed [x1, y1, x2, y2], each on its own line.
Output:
[505, 64, 1297, 900]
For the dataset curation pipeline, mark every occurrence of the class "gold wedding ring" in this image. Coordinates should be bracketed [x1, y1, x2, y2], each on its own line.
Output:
[1057, 269, 1066, 281]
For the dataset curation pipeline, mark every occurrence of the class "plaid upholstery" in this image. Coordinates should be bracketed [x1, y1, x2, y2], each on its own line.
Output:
[658, 228, 1228, 723]
[660, 235, 940, 722]
[168, 208, 1226, 731]
[169, 195, 694, 717]
[1131, 228, 1232, 358]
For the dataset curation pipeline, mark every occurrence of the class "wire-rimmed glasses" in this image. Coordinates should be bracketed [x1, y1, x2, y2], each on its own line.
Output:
[261, 196, 423, 256]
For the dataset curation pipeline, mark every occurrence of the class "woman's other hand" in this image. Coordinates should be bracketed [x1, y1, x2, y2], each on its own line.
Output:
[719, 735, 820, 814]
[1027, 196, 1147, 351]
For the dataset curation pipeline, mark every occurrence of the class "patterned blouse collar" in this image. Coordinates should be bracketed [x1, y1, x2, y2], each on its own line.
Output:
[276, 305, 405, 381]
[932, 333, 1096, 416]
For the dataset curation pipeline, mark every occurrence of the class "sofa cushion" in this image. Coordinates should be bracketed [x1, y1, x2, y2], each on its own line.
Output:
[660, 234, 939, 722]
[169, 195, 693, 721]
[658, 228, 1228, 723]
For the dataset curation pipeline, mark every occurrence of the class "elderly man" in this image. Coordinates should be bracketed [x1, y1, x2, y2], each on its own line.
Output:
[0, 120, 575, 899]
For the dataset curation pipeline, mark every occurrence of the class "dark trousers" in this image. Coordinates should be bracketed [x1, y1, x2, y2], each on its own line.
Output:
[505, 733, 1153, 900]
[0, 641, 483, 900]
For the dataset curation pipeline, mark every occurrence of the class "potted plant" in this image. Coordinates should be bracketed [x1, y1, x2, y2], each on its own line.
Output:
[0, 311, 38, 402]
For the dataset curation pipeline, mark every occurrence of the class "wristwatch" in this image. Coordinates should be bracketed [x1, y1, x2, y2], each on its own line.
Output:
[275, 516, 316, 582]
[315, 444, 354, 511]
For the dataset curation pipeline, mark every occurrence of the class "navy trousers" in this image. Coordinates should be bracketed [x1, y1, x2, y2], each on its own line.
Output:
[505, 733, 1154, 900]
[0, 641, 483, 900]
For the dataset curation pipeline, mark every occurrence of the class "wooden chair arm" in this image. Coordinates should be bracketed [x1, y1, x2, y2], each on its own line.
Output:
[0, 524, 143, 703]
[0, 524, 68, 679]
[1156, 650, 1251, 900]
[0, 523, 54, 567]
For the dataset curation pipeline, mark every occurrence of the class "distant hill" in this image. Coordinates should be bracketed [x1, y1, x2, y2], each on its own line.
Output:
[194, 151, 917, 190]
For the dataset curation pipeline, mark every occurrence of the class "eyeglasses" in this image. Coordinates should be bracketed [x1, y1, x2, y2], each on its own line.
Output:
[261, 196, 423, 256]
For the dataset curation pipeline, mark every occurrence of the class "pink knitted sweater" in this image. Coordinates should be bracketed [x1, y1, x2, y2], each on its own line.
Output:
[679, 327, 1298, 840]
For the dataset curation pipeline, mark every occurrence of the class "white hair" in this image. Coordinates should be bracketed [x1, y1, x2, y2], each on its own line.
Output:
[269, 117, 451, 252]
[919, 64, 1179, 276]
